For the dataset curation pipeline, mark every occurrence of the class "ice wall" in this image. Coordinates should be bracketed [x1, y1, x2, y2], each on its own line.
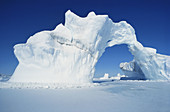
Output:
[10, 10, 170, 83]
[120, 43, 170, 80]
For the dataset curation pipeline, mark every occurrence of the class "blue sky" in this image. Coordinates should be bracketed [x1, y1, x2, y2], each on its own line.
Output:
[0, 0, 170, 77]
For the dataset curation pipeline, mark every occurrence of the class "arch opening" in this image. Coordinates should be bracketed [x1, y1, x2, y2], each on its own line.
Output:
[94, 44, 133, 79]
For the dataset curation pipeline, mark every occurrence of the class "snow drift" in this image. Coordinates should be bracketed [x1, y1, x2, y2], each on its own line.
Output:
[10, 10, 170, 83]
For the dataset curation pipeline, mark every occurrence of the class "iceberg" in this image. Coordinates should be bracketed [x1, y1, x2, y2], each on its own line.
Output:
[93, 73, 125, 83]
[10, 10, 170, 83]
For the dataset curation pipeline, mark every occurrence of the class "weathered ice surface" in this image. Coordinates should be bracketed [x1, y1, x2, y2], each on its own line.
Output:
[10, 10, 170, 83]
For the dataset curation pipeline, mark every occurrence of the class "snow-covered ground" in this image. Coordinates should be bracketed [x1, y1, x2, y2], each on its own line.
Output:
[0, 81, 170, 112]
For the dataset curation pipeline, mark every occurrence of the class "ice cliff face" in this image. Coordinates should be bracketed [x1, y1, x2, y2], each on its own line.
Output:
[10, 10, 170, 83]
[120, 43, 170, 80]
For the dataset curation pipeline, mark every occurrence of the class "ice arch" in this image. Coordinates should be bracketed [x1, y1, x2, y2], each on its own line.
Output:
[10, 10, 170, 83]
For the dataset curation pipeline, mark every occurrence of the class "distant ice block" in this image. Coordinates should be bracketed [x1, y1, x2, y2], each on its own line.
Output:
[10, 10, 170, 83]
[120, 60, 145, 80]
